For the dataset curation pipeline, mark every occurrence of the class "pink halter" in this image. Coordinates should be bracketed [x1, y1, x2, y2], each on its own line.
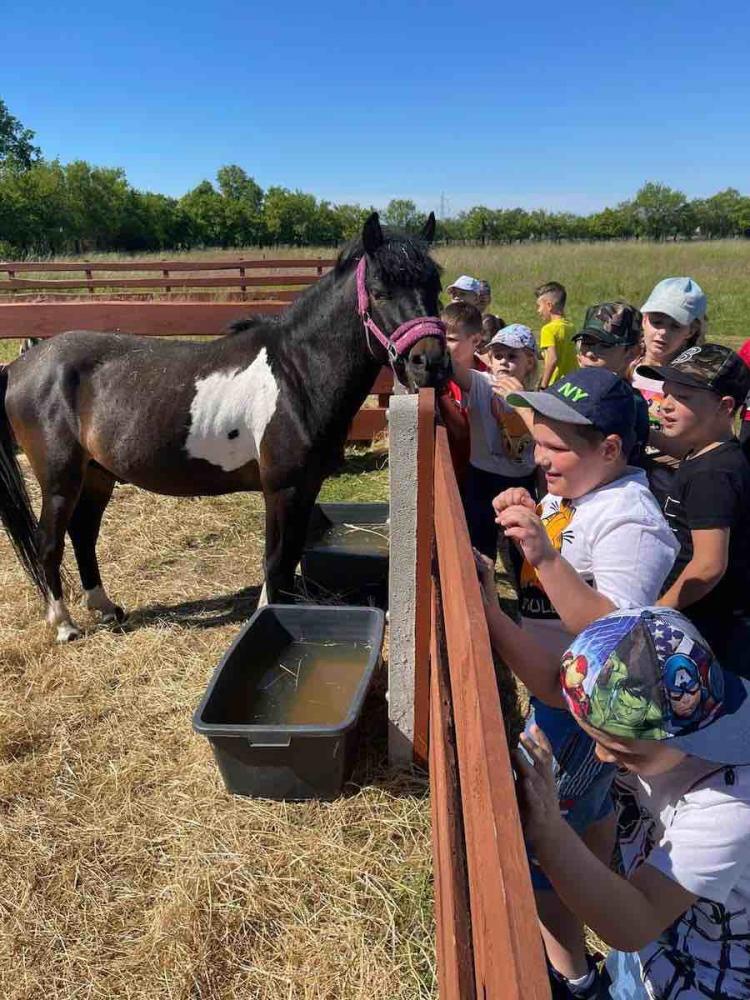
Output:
[355, 256, 446, 363]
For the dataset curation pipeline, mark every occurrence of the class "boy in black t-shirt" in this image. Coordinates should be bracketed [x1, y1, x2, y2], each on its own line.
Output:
[639, 343, 750, 678]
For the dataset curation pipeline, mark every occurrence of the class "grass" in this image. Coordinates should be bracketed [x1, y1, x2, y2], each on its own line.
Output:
[0, 447, 436, 1000]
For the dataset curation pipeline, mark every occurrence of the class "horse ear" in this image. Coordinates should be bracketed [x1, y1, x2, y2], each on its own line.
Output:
[421, 211, 436, 244]
[362, 212, 384, 255]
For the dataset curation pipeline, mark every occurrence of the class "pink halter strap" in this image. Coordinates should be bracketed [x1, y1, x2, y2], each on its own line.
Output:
[355, 256, 446, 363]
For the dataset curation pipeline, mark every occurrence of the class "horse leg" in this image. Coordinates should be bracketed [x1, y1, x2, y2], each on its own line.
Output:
[67, 465, 124, 625]
[263, 480, 323, 604]
[37, 476, 84, 643]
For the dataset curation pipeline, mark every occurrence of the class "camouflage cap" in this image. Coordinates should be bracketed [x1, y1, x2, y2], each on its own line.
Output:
[573, 301, 642, 347]
[639, 342, 750, 407]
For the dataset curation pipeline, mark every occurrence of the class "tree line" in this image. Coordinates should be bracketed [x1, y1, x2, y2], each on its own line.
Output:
[2, 99, 750, 255]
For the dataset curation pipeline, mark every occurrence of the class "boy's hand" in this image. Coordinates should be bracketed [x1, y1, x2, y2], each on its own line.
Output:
[514, 725, 564, 850]
[497, 504, 556, 567]
[492, 374, 525, 399]
[473, 548, 497, 604]
[492, 487, 536, 517]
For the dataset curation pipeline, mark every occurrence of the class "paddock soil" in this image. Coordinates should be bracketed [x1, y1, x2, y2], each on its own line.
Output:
[0, 448, 437, 1000]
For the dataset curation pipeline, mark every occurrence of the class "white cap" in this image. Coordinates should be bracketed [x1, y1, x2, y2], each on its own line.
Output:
[447, 274, 482, 295]
[641, 277, 707, 327]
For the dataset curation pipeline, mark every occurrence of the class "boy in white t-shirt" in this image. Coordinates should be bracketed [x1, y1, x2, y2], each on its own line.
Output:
[511, 607, 750, 1000]
[479, 368, 678, 996]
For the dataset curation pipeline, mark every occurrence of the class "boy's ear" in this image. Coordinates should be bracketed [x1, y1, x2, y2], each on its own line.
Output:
[719, 395, 737, 418]
[602, 435, 625, 462]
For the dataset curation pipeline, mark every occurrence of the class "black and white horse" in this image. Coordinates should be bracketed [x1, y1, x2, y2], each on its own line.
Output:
[0, 212, 448, 641]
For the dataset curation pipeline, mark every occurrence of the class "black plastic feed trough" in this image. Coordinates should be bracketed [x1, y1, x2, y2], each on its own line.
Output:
[193, 604, 385, 800]
[301, 502, 389, 607]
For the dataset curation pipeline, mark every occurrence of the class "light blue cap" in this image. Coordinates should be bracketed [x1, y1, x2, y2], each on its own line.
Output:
[641, 277, 707, 327]
[447, 274, 482, 295]
[488, 323, 538, 354]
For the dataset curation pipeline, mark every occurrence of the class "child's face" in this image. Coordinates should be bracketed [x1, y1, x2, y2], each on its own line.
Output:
[579, 721, 686, 776]
[536, 295, 554, 323]
[642, 312, 694, 364]
[532, 415, 623, 498]
[659, 380, 732, 446]
[489, 345, 535, 381]
[445, 324, 482, 368]
[576, 336, 638, 378]
[450, 288, 480, 307]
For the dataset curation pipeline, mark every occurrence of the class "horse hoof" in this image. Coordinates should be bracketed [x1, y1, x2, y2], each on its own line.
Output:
[102, 605, 127, 625]
[56, 623, 82, 643]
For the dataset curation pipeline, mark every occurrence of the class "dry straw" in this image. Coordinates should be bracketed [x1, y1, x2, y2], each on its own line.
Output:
[0, 460, 435, 999]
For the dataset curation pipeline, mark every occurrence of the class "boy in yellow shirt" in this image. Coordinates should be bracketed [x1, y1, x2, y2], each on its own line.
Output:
[536, 281, 578, 387]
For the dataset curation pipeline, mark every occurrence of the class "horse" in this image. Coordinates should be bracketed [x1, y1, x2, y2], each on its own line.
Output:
[0, 212, 449, 641]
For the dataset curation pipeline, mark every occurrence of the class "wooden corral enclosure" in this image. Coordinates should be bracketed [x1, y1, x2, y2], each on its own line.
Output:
[0, 257, 392, 441]
[411, 390, 550, 999]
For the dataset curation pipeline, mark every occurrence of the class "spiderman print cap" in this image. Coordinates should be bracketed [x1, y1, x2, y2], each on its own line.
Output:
[560, 607, 750, 765]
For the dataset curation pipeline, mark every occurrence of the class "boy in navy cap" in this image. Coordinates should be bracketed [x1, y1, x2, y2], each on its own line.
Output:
[508, 606, 750, 1000]
[478, 368, 678, 995]
[637, 343, 750, 679]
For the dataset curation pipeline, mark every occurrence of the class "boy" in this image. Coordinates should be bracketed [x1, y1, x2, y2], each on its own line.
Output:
[450, 323, 538, 563]
[446, 274, 482, 307]
[437, 301, 485, 483]
[536, 281, 578, 388]
[572, 301, 650, 462]
[480, 368, 678, 995]
[510, 606, 750, 1000]
[637, 343, 750, 679]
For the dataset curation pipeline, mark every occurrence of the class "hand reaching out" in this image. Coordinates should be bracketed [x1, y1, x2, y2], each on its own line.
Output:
[514, 724, 564, 851]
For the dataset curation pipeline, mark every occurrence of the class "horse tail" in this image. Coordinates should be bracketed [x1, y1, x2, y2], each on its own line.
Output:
[0, 366, 48, 598]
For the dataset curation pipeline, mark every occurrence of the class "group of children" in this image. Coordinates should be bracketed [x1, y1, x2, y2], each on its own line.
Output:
[437, 272, 750, 999]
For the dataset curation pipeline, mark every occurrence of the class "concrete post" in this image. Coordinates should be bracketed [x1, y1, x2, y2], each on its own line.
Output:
[387, 394, 418, 765]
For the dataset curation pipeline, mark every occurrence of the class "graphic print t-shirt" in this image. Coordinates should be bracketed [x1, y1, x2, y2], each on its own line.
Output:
[632, 363, 680, 503]
[467, 370, 536, 477]
[611, 760, 750, 999]
[519, 470, 679, 657]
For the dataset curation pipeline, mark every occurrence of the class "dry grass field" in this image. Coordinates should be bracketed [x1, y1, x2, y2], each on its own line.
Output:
[0, 450, 437, 1000]
[1, 239, 748, 997]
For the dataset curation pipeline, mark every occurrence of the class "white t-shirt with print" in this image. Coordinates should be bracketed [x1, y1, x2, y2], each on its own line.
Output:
[466, 370, 536, 477]
[519, 469, 679, 656]
[611, 758, 750, 999]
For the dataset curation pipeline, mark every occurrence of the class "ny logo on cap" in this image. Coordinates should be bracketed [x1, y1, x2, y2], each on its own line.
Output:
[557, 382, 589, 402]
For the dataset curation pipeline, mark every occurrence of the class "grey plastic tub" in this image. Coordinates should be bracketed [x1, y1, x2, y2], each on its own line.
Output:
[301, 502, 389, 607]
[193, 604, 385, 800]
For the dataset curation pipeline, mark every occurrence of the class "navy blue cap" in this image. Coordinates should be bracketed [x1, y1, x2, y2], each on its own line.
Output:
[507, 368, 637, 454]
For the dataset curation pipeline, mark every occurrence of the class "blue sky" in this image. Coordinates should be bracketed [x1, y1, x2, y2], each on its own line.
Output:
[4, 0, 750, 214]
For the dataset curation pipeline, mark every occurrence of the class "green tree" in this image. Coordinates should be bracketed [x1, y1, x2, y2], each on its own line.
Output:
[631, 182, 688, 240]
[381, 198, 425, 231]
[179, 180, 228, 245]
[0, 98, 41, 168]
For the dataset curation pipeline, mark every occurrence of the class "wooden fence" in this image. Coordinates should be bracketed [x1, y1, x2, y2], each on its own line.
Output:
[414, 390, 550, 999]
[0, 256, 392, 441]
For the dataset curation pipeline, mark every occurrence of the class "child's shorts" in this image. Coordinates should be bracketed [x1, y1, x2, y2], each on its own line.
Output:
[525, 699, 615, 892]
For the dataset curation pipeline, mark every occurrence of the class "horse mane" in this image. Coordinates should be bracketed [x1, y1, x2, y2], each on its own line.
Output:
[225, 226, 441, 339]
[335, 228, 442, 287]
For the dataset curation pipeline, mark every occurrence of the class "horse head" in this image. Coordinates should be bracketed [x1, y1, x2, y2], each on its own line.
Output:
[355, 212, 450, 391]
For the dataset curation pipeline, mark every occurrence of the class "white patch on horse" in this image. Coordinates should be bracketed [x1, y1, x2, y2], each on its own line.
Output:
[47, 597, 82, 642]
[185, 349, 279, 472]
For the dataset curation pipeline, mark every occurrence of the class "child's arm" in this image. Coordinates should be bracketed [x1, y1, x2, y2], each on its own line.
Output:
[495, 499, 616, 634]
[539, 345, 557, 389]
[491, 375, 535, 432]
[658, 528, 730, 610]
[516, 726, 698, 952]
[474, 552, 566, 708]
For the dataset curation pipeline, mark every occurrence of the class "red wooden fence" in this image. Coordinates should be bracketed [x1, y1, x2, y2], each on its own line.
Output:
[415, 391, 551, 999]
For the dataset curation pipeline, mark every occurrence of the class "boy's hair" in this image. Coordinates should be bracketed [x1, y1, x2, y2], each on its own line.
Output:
[535, 281, 567, 311]
[481, 313, 504, 343]
[441, 301, 483, 336]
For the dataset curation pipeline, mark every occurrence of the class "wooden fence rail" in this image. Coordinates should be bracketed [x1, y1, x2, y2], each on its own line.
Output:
[419, 397, 550, 999]
[0, 256, 392, 442]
